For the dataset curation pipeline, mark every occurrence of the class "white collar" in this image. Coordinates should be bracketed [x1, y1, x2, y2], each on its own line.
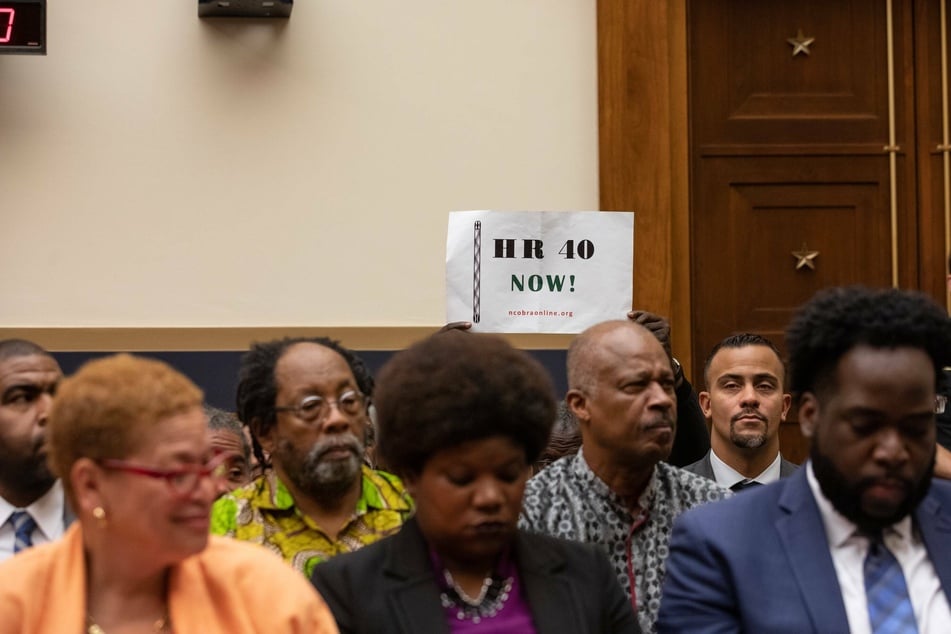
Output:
[0, 480, 65, 541]
[710, 450, 782, 488]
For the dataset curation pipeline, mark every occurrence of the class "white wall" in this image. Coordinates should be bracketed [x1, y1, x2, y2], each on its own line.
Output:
[0, 2, 598, 328]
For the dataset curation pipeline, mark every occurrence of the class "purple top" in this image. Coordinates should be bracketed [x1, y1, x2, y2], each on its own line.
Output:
[432, 550, 538, 634]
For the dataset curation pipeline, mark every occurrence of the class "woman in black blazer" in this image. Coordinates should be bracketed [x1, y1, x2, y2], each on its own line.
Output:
[311, 331, 639, 634]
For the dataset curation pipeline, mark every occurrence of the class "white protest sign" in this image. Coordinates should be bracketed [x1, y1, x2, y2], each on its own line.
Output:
[446, 210, 634, 333]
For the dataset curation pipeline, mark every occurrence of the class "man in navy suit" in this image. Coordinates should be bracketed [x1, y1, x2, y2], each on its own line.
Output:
[684, 333, 797, 490]
[657, 286, 951, 633]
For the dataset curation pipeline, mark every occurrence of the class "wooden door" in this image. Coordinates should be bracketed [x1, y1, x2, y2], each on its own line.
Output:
[688, 0, 941, 463]
[914, 0, 951, 303]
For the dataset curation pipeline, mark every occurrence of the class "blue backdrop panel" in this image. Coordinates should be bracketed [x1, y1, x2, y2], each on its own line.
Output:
[53, 349, 569, 413]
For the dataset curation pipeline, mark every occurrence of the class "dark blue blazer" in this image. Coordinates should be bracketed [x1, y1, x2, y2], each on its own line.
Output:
[657, 468, 951, 633]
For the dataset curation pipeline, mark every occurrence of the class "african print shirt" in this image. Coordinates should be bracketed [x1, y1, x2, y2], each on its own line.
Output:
[519, 450, 729, 634]
[210, 466, 412, 578]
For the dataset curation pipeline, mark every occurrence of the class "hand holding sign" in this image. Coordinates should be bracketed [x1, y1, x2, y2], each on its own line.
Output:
[446, 211, 635, 334]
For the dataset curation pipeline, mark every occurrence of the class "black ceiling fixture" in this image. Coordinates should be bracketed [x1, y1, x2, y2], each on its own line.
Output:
[198, 0, 292, 19]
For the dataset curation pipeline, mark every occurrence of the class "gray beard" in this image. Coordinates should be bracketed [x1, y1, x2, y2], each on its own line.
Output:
[277, 435, 364, 504]
[301, 451, 362, 501]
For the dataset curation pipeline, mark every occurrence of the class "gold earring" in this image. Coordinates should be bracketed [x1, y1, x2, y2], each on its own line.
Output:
[92, 507, 107, 526]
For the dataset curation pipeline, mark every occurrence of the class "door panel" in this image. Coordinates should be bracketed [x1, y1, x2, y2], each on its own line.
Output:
[689, 0, 921, 463]
[689, 0, 896, 146]
[596, 0, 948, 465]
[913, 0, 951, 302]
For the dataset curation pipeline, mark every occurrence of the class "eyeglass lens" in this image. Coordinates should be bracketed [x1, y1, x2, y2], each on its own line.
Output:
[293, 391, 364, 422]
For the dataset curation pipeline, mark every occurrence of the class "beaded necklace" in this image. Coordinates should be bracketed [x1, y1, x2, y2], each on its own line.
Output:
[431, 547, 517, 625]
[439, 568, 514, 623]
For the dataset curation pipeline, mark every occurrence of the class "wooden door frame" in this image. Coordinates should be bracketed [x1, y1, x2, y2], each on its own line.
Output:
[597, 0, 694, 376]
[598, 0, 940, 380]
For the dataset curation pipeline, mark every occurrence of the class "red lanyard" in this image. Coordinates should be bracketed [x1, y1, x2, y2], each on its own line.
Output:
[624, 508, 650, 614]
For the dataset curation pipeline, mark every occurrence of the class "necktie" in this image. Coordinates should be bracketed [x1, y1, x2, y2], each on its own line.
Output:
[864, 537, 919, 634]
[730, 479, 761, 492]
[10, 511, 36, 553]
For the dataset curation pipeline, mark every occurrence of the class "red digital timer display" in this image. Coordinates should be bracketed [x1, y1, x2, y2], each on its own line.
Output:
[0, 1, 45, 55]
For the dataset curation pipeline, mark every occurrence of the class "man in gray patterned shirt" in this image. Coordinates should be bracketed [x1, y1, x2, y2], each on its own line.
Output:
[520, 320, 728, 634]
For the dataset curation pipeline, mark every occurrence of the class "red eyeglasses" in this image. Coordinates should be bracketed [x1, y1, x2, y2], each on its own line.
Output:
[99, 452, 232, 496]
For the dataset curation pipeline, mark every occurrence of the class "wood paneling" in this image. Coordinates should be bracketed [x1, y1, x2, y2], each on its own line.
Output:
[913, 0, 951, 303]
[688, 0, 921, 462]
[690, 0, 895, 146]
[688, 0, 929, 463]
[599, 0, 951, 463]
[597, 0, 692, 371]
[693, 154, 895, 351]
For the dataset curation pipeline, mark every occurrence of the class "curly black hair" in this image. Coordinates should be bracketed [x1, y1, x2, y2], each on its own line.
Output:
[785, 286, 951, 400]
[373, 331, 557, 477]
[235, 337, 374, 469]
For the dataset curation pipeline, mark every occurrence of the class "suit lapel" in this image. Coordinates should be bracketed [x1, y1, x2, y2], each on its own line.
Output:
[779, 457, 799, 479]
[382, 519, 451, 634]
[775, 469, 850, 633]
[915, 489, 951, 599]
[695, 452, 716, 479]
[515, 533, 586, 634]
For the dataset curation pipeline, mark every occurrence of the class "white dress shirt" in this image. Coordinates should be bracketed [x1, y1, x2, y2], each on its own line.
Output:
[710, 450, 782, 488]
[0, 479, 66, 562]
[806, 462, 951, 633]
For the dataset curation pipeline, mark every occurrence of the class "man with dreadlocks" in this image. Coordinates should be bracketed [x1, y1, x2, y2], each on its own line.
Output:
[210, 338, 411, 578]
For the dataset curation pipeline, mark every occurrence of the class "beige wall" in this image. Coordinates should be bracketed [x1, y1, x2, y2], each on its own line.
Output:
[0, 2, 598, 332]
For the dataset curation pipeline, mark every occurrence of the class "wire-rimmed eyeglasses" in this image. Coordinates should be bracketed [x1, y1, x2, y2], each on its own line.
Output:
[274, 389, 366, 424]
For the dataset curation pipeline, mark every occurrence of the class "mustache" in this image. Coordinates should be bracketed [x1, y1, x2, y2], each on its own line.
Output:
[310, 434, 363, 460]
[643, 413, 675, 429]
[731, 409, 767, 424]
[856, 474, 914, 493]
